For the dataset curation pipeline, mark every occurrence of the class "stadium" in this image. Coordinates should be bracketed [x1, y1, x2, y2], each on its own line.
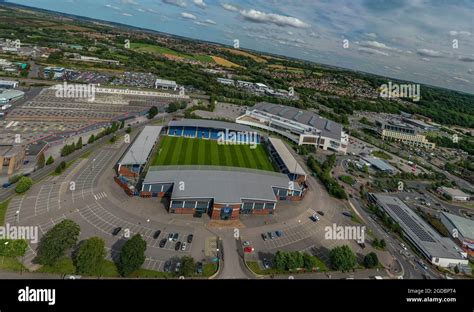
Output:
[115, 119, 308, 220]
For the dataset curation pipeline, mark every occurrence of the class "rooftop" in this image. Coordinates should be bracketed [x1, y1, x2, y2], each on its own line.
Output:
[0, 89, 25, 100]
[361, 156, 397, 173]
[119, 126, 162, 166]
[144, 165, 300, 203]
[168, 119, 253, 133]
[441, 212, 474, 240]
[439, 187, 470, 198]
[268, 137, 306, 176]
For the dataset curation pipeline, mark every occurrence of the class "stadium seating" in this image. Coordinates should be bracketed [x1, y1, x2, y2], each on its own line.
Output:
[197, 128, 210, 139]
[168, 126, 183, 136]
[183, 127, 198, 138]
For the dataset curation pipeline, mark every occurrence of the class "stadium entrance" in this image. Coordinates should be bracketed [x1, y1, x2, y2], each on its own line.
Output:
[220, 206, 233, 220]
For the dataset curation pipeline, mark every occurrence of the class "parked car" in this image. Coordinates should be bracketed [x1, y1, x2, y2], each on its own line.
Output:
[153, 230, 161, 239]
[174, 261, 181, 273]
[242, 241, 250, 247]
[187, 234, 193, 244]
[181, 242, 187, 251]
[262, 258, 270, 269]
[159, 238, 167, 248]
[342, 211, 353, 218]
[112, 227, 122, 236]
[268, 232, 275, 239]
[196, 262, 203, 274]
[310, 213, 320, 222]
[168, 233, 174, 241]
[2, 182, 12, 189]
[275, 230, 283, 237]
[261, 233, 268, 241]
[401, 243, 408, 251]
[164, 261, 172, 272]
[175, 241, 182, 251]
[317, 211, 325, 216]
[358, 242, 366, 249]
[172, 233, 179, 241]
[244, 246, 254, 253]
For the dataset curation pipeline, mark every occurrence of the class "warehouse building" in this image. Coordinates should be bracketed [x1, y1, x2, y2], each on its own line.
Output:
[368, 193, 468, 268]
[141, 166, 304, 219]
[437, 187, 470, 202]
[360, 156, 397, 175]
[237, 102, 348, 153]
[440, 212, 474, 257]
[267, 137, 307, 183]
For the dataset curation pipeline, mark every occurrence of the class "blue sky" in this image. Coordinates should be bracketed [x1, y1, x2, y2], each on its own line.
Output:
[7, 0, 474, 94]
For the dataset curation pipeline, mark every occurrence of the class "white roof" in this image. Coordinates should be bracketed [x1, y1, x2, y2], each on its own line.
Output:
[155, 79, 177, 86]
[268, 137, 306, 176]
[119, 126, 162, 166]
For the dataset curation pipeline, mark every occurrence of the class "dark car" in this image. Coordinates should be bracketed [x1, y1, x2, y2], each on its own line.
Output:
[175, 261, 181, 273]
[261, 233, 268, 241]
[175, 241, 182, 251]
[196, 262, 203, 274]
[164, 261, 172, 272]
[187, 234, 194, 244]
[317, 211, 325, 216]
[112, 227, 122, 236]
[275, 230, 283, 237]
[153, 230, 161, 239]
[342, 211, 352, 218]
[268, 232, 275, 239]
[172, 233, 179, 241]
[262, 258, 271, 269]
[159, 238, 167, 248]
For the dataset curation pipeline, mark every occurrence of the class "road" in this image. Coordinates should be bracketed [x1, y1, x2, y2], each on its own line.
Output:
[214, 231, 254, 279]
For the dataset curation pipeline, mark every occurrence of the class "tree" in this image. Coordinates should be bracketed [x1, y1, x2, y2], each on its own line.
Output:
[302, 252, 317, 271]
[88, 134, 95, 144]
[147, 106, 158, 119]
[73, 237, 106, 276]
[37, 152, 45, 169]
[125, 126, 132, 134]
[177, 256, 196, 277]
[15, 176, 33, 194]
[274, 250, 287, 271]
[76, 137, 83, 150]
[46, 155, 54, 166]
[120, 120, 125, 129]
[118, 234, 147, 277]
[329, 245, 357, 272]
[60, 161, 66, 170]
[35, 219, 80, 266]
[363, 252, 379, 268]
[0, 239, 28, 257]
[380, 239, 386, 249]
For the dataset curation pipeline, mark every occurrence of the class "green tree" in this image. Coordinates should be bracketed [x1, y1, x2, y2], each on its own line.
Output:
[76, 137, 83, 150]
[46, 155, 54, 166]
[329, 245, 357, 272]
[37, 152, 45, 169]
[147, 106, 158, 119]
[73, 237, 106, 276]
[118, 234, 147, 277]
[88, 134, 95, 144]
[177, 256, 196, 277]
[15, 176, 33, 194]
[274, 250, 288, 271]
[0, 239, 28, 257]
[302, 252, 317, 271]
[35, 219, 80, 266]
[363, 252, 379, 268]
[380, 239, 386, 249]
[125, 126, 132, 134]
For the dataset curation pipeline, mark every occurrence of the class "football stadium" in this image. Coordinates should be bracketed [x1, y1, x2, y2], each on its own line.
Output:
[116, 119, 308, 220]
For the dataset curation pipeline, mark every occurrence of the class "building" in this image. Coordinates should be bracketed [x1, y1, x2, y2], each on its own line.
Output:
[117, 126, 163, 180]
[440, 212, 474, 257]
[401, 117, 438, 131]
[0, 145, 26, 175]
[43, 67, 65, 79]
[237, 102, 349, 153]
[0, 89, 24, 104]
[360, 156, 397, 174]
[236, 80, 254, 88]
[437, 187, 470, 201]
[155, 79, 177, 91]
[0, 80, 19, 89]
[368, 193, 468, 268]
[216, 78, 235, 86]
[267, 137, 307, 183]
[376, 120, 435, 149]
[141, 166, 304, 220]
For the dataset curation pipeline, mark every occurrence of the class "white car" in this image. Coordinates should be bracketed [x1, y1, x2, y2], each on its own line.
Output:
[400, 243, 407, 251]
[181, 242, 187, 251]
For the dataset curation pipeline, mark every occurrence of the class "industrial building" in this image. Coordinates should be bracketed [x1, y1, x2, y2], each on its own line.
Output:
[0, 89, 24, 104]
[376, 120, 435, 149]
[155, 78, 177, 91]
[0, 145, 26, 175]
[360, 156, 397, 174]
[236, 102, 348, 153]
[440, 212, 474, 257]
[368, 193, 468, 268]
[437, 187, 470, 201]
[267, 137, 307, 183]
[141, 166, 304, 220]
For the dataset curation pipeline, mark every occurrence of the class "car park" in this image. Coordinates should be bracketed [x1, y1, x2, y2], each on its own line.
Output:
[112, 227, 122, 236]
[159, 238, 167, 248]
[187, 234, 193, 244]
[153, 230, 161, 239]
[175, 241, 182, 251]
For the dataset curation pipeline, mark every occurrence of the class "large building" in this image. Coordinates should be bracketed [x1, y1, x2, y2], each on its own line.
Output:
[368, 193, 468, 268]
[440, 212, 474, 257]
[155, 79, 177, 91]
[236, 102, 348, 153]
[142, 166, 304, 220]
[0, 80, 19, 89]
[437, 187, 471, 202]
[360, 156, 397, 175]
[0, 89, 24, 104]
[376, 120, 435, 149]
[267, 137, 307, 183]
[0, 145, 26, 175]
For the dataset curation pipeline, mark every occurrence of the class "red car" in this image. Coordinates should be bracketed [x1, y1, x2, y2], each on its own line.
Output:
[244, 246, 254, 253]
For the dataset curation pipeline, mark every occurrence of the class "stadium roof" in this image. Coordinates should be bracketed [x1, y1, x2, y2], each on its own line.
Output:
[442, 212, 474, 240]
[251, 102, 343, 140]
[361, 156, 397, 173]
[119, 126, 162, 166]
[144, 165, 301, 204]
[371, 194, 464, 261]
[168, 119, 253, 133]
[268, 137, 306, 176]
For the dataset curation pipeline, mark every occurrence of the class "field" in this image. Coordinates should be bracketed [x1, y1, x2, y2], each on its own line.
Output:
[130, 43, 214, 63]
[225, 48, 267, 63]
[152, 136, 275, 171]
[211, 56, 242, 68]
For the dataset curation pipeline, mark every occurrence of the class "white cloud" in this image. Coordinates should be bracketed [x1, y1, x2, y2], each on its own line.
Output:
[204, 19, 216, 25]
[458, 55, 474, 62]
[240, 9, 310, 28]
[105, 4, 121, 10]
[365, 33, 377, 39]
[162, 0, 186, 8]
[452, 76, 470, 83]
[122, 12, 133, 17]
[193, 0, 206, 8]
[417, 49, 443, 57]
[448, 30, 471, 36]
[357, 47, 389, 56]
[221, 3, 238, 12]
[181, 12, 197, 20]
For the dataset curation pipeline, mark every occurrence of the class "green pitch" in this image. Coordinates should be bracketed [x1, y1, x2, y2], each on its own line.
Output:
[151, 136, 275, 172]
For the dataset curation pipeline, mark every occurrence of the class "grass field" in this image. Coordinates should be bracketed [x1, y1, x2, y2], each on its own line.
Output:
[211, 56, 242, 68]
[131, 43, 214, 63]
[152, 136, 275, 172]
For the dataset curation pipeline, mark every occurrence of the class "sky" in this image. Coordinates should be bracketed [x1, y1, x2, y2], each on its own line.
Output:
[7, 0, 474, 94]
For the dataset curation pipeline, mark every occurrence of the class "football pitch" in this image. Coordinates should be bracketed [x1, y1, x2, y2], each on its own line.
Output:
[151, 136, 276, 171]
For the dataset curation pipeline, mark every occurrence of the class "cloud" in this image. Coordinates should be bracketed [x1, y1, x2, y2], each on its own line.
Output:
[452, 76, 470, 83]
[193, 0, 206, 8]
[458, 55, 474, 62]
[240, 9, 310, 28]
[105, 4, 121, 10]
[416, 49, 443, 57]
[122, 12, 133, 17]
[357, 47, 389, 56]
[120, 0, 138, 4]
[221, 3, 238, 12]
[365, 33, 377, 39]
[181, 12, 197, 20]
[162, 0, 186, 7]
[359, 40, 399, 52]
[448, 30, 471, 36]
[204, 19, 216, 25]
